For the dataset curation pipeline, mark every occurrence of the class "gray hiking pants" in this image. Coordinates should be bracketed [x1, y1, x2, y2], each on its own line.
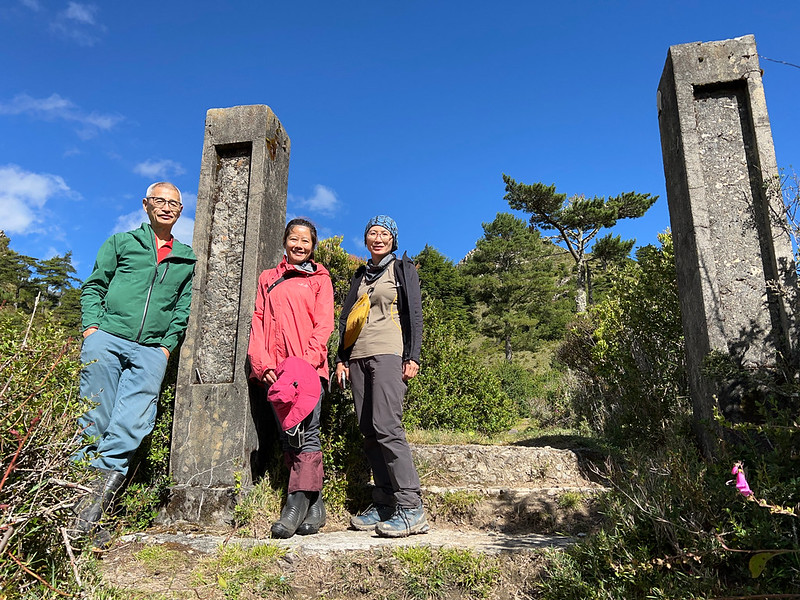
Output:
[349, 354, 422, 508]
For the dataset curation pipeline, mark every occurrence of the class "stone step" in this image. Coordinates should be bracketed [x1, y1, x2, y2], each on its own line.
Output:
[412, 443, 599, 489]
[422, 485, 606, 536]
[422, 484, 605, 496]
[105, 527, 574, 598]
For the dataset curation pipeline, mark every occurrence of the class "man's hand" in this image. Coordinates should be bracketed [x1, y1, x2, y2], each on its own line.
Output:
[402, 360, 419, 382]
[263, 369, 277, 385]
[82, 327, 98, 339]
[335, 362, 349, 389]
[161, 347, 170, 360]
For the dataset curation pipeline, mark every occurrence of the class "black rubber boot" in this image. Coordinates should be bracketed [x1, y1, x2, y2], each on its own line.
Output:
[271, 491, 310, 539]
[89, 527, 114, 552]
[296, 492, 326, 536]
[72, 468, 126, 535]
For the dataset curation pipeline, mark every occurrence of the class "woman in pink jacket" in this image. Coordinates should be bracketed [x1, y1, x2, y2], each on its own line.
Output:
[247, 218, 334, 538]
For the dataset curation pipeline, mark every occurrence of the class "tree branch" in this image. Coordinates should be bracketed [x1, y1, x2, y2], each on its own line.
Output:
[21, 291, 41, 350]
[4, 549, 77, 597]
[60, 526, 82, 588]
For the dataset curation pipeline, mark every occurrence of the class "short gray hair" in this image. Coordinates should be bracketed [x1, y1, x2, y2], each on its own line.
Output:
[146, 181, 182, 203]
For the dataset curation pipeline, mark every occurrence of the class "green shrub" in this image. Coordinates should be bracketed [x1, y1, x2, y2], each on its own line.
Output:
[319, 379, 371, 513]
[492, 361, 572, 426]
[0, 305, 88, 598]
[538, 229, 800, 597]
[537, 430, 800, 599]
[405, 298, 516, 434]
[493, 361, 539, 417]
[557, 232, 690, 447]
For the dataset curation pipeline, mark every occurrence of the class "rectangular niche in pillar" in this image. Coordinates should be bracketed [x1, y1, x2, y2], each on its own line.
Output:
[691, 81, 786, 362]
[194, 143, 252, 385]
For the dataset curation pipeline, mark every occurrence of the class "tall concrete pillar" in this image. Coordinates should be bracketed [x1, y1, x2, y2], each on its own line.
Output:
[164, 105, 290, 523]
[657, 35, 797, 453]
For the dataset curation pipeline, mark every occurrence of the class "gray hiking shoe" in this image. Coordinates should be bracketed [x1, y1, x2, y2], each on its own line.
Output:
[375, 503, 430, 538]
[350, 503, 394, 531]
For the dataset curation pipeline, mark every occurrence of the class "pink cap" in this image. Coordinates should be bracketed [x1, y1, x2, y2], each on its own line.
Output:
[267, 356, 321, 430]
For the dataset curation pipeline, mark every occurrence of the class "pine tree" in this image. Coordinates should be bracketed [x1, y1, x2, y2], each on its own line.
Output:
[0, 233, 82, 316]
[462, 212, 571, 363]
[414, 245, 472, 330]
[36, 251, 80, 306]
[503, 175, 657, 312]
[0, 233, 39, 309]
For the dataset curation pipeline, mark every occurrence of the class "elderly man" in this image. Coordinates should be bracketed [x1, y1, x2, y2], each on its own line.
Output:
[73, 182, 196, 539]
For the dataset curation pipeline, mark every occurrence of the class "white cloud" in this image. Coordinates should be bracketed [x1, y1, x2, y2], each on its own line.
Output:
[81, 113, 119, 130]
[0, 164, 72, 234]
[64, 2, 96, 24]
[21, 0, 42, 11]
[134, 159, 186, 179]
[180, 191, 197, 213]
[0, 93, 71, 115]
[172, 217, 195, 246]
[290, 184, 340, 217]
[351, 236, 366, 250]
[51, 2, 105, 46]
[111, 210, 146, 235]
[0, 93, 122, 136]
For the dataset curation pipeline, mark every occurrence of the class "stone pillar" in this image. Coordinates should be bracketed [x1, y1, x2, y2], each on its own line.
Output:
[657, 35, 797, 454]
[164, 105, 290, 524]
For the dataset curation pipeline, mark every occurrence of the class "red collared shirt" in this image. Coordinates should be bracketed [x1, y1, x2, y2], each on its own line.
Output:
[157, 237, 173, 263]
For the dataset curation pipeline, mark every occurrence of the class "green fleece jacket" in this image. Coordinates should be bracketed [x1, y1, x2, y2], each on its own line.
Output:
[81, 223, 196, 353]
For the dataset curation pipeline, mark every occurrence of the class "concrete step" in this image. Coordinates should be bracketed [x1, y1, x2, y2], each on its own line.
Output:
[412, 443, 600, 489]
[422, 484, 606, 535]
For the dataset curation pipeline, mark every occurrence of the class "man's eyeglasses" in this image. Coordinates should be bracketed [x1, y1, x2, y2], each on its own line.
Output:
[366, 230, 393, 240]
[147, 196, 182, 209]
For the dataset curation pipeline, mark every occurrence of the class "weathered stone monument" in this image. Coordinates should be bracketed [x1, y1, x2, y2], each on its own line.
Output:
[164, 105, 290, 523]
[657, 35, 797, 453]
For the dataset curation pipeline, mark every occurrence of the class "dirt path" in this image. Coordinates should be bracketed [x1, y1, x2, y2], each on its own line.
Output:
[119, 524, 574, 556]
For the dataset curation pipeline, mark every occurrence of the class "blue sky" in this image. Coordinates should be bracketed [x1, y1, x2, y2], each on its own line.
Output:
[1, 1, 799, 280]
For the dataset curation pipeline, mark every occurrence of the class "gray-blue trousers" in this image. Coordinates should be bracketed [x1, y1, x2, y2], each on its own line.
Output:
[75, 329, 168, 475]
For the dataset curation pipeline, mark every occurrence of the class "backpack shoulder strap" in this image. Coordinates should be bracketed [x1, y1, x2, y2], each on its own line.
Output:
[267, 270, 302, 294]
